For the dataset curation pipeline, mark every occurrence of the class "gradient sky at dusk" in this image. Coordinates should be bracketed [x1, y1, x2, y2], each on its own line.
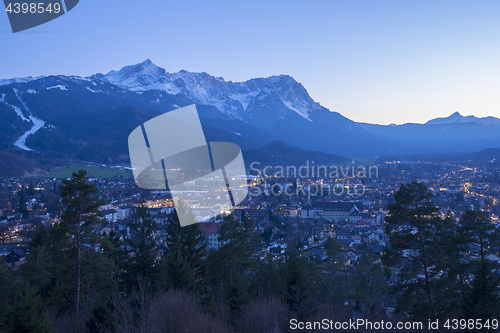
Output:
[1, 0, 499, 124]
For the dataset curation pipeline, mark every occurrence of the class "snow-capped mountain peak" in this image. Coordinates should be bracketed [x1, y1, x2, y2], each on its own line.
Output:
[426, 111, 500, 126]
[94, 60, 321, 122]
[97, 59, 170, 91]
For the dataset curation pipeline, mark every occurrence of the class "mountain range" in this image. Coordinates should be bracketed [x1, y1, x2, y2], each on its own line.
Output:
[358, 111, 500, 154]
[1, 59, 499, 176]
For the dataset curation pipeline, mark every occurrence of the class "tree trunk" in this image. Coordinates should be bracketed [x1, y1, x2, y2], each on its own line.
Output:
[479, 232, 484, 261]
[76, 212, 81, 317]
[419, 227, 436, 320]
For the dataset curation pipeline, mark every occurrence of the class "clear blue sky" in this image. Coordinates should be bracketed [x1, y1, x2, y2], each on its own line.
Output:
[1, 0, 499, 124]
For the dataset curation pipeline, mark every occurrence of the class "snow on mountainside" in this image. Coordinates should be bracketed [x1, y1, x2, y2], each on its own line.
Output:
[10, 89, 46, 151]
[98, 59, 172, 92]
[1, 59, 499, 162]
[0, 76, 41, 86]
[96, 59, 320, 121]
[426, 111, 500, 126]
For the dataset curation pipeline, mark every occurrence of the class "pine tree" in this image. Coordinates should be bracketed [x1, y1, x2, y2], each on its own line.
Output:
[125, 202, 158, 288]
[385, 181, 443, 320]
[352, 253, 390, 317]
[436, 212, 467, 316]
[161, 230, 195, 291]
[107, 230, 129, 288]
[23, 219, 76, 314]
[280, 246, 317, 320]
[251, 254, 281, 299]
[160, 203, 206, 293]
[0, 261, 14, 330]
[3, 282, 51, 333]
[460, 209, 497, 261]
[205, 214, 253, 318]
[60, 169, 104, 317]
[463, 259, 500, 322]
